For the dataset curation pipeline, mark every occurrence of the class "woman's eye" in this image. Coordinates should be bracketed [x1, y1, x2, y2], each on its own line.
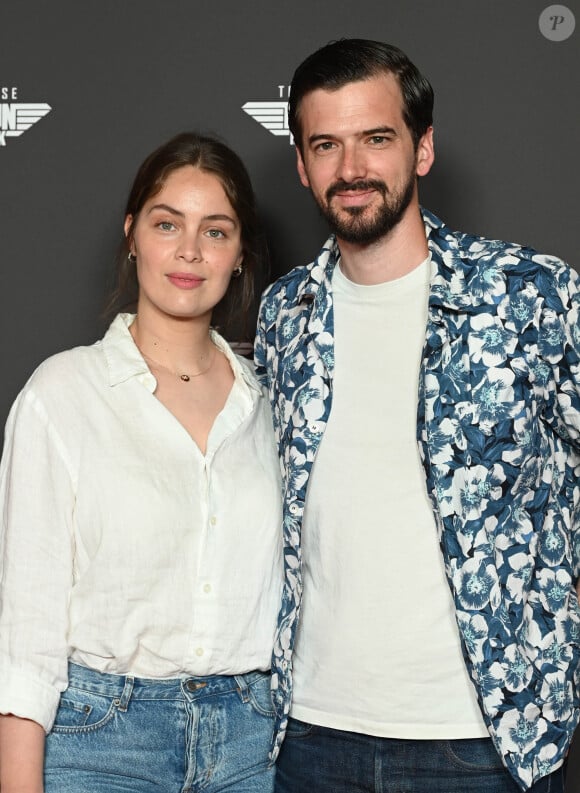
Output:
[157, 221, 175, 231]
[207, 229, 226, 239]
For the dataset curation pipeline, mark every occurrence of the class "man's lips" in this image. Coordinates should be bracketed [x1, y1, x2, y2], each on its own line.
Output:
[326, 180, 387, 206]
[333, 189, 376, 206]
[166, 273, 204, 289]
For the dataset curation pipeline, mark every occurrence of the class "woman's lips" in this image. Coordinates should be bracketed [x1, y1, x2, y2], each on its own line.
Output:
[166, 273, 204, 289]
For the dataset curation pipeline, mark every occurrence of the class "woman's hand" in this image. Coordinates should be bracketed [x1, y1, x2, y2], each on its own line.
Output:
[0, 714, 45, 793]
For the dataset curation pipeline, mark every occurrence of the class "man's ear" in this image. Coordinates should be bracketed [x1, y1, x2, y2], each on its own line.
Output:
[296, 147, 310, 188]
[416, 127, 435, 178]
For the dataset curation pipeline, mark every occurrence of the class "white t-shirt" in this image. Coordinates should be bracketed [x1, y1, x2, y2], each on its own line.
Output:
[290, 259, 488, 738]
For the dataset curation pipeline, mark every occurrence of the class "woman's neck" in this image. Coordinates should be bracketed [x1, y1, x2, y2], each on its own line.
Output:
[129, 311, 215, 373]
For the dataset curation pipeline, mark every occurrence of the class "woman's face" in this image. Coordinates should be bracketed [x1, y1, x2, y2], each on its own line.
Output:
[126, 165, 243, 324]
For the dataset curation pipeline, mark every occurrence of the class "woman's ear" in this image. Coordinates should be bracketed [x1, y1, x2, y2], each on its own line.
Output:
[124, 215, 134, 252]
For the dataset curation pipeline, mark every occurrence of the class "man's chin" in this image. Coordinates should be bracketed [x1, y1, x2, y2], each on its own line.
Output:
[327, 210, 388, 244]
[336, 229, 386, 245]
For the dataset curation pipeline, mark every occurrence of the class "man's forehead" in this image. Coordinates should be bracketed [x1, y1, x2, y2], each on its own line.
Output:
[300, 74, 406, 132]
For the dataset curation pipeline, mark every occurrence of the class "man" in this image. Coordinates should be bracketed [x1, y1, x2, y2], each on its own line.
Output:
[255, 39, 580, 792]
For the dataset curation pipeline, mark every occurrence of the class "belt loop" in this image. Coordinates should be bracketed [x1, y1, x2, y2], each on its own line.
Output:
[116, 676, 134, 712]
[235, 674, 250, 703]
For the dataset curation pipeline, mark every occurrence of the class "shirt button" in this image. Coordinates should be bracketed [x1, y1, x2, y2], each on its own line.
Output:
[196, 647, 204, 657]
[203, 583, 211, 594]
[210, 516, 217, 526]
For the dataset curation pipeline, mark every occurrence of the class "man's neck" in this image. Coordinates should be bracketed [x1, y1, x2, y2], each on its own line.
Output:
[337, 206, 428, 285]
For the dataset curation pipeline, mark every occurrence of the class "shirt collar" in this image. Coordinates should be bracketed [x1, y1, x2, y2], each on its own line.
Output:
[210, 329, 263, 398]
[423, 207, 510, 312]
[296, 235, 340, 305]
[103, 314, 153, 388]
[102, 313, 262, 398]
[299, 209, 497, 314]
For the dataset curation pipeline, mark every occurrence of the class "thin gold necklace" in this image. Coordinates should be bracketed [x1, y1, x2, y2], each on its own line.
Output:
[141, 346, 216, 382]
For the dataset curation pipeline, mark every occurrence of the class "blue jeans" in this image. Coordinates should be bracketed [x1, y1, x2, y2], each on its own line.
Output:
[44, 662, 275, 792]
[274, 718, 568, 793]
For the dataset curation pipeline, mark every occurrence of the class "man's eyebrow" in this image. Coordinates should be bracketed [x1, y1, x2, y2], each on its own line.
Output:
[362, 126, 397, 136]
[307, 133, 335, 146]
[307, 125, 398, 146]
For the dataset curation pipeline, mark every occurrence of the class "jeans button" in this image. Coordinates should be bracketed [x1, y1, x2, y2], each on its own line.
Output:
[186, 679, 207, 692]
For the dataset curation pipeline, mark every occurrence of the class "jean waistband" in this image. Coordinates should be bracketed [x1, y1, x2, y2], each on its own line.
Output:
[66, 661, 270, 702]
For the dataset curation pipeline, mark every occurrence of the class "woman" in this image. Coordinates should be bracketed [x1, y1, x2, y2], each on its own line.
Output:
[0, 132, 282, 793]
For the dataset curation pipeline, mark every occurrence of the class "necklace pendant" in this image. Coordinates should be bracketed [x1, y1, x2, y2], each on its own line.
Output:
[180, 374, 190, 382]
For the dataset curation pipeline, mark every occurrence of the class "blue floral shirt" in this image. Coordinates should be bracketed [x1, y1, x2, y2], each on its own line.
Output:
[255, 209, 580, 791]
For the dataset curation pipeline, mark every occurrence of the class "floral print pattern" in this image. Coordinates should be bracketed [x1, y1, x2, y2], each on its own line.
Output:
[255, 209, 580, 791]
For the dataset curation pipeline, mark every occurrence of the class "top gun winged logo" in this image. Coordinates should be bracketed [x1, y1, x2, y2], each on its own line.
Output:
[242, 101, 293, 144]
[0, 103, 52, 146]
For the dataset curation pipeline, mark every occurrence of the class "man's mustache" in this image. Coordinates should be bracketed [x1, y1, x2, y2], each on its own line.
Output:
[326, 179, 388, 202]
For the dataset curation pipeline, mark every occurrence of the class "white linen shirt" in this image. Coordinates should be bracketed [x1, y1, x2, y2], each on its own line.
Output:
[0, 313, 283, 733]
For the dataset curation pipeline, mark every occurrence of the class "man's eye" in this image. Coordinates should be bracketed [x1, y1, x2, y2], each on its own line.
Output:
[316, 141, 335, 152]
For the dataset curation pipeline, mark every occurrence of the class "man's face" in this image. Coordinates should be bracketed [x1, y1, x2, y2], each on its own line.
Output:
[295, 74, 433, 245]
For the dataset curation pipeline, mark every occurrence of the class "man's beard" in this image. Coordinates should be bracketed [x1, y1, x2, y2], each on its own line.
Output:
[316, 171, 416, 245]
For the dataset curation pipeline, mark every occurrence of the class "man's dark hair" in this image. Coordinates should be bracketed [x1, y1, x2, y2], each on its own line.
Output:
[289, 39, 434, 152]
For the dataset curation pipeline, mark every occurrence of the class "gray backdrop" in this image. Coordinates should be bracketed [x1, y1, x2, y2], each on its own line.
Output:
[1, 1, 579, 787]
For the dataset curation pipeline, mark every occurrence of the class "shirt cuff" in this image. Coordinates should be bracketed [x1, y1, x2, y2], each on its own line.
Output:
[0, 664, 62, 733]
